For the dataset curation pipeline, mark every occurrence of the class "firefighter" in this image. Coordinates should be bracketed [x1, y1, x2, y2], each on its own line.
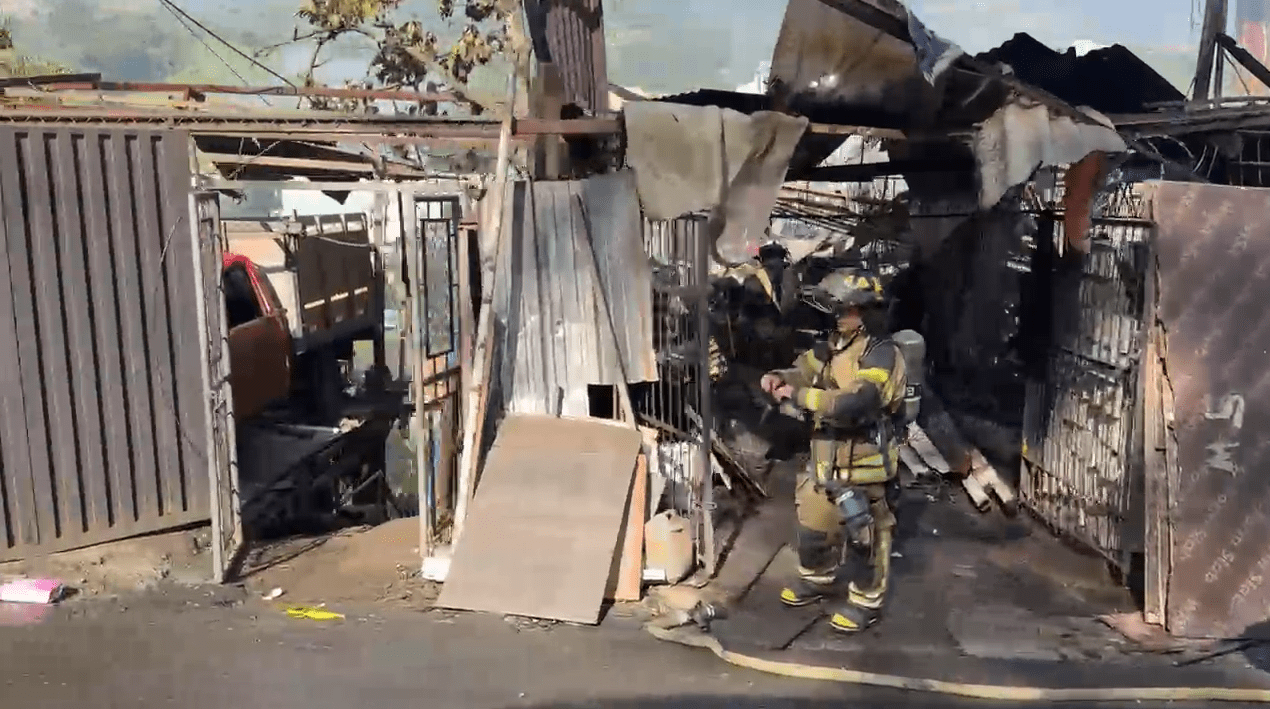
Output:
[723, 240, 795, 369]
[759, 267, 907, 634]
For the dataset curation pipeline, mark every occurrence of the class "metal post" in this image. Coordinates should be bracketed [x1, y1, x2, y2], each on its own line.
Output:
[407, 195, 435, 560]
[697, 218, 716, 576]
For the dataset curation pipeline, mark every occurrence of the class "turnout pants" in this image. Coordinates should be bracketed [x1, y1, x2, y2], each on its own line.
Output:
[789, 470, 897, 628]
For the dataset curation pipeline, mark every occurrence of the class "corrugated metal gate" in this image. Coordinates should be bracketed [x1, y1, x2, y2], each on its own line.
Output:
[1021, 208, 1151, 566]
[0, 126, 214, 562]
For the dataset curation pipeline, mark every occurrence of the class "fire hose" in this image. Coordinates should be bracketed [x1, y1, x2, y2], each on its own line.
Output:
[645, 624, 1270, 702]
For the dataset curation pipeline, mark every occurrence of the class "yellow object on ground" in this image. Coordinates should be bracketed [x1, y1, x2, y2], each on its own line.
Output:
[285, 606, 345, 621]
[644, 625, 1270, 702]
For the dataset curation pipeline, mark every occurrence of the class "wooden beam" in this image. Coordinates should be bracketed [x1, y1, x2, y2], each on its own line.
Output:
[1217, 33, 1270, 94]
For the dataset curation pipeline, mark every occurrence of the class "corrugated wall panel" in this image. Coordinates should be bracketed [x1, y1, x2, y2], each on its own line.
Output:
[524, 0, 608, 113]
[491, 174, 655, 417]
[0, 126, 210, 560]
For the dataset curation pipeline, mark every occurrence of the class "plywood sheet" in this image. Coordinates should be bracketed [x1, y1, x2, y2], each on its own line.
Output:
[436, 414, 642, 624]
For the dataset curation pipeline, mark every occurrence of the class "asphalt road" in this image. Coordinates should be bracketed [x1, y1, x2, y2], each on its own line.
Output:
[0, 591, 1261, 709]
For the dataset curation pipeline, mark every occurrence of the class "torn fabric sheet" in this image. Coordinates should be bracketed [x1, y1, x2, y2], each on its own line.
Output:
[904, 3, 963, 83]
[622, 102, 748, 221]
[624, 102, 808, 266]
[974, 100, 1126, 209]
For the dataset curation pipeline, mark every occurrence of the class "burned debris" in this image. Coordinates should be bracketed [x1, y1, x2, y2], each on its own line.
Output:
[2, 0, 1270, 689]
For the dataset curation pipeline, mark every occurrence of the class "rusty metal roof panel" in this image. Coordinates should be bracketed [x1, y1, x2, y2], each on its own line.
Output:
[769, 0, 940, 127]
[491, 172, 655, 418]
[524, 0, 609, 113]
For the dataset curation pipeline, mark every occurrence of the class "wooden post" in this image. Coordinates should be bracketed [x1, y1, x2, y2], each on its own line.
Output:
[1194, 0, 1229, 100]
[1142, 240, 1168, 626]
[453, 73, 517, 545]
[456, 222, 476, 509]
[530, 62, 568, 179]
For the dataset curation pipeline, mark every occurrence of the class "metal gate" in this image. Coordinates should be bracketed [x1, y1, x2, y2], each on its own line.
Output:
[1021, 209, 1151, 566]
[0, 127, 216, 561]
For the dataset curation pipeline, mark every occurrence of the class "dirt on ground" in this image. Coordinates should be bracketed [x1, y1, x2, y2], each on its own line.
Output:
[0, 526, 213, 598]
[237, 518, 439, 609]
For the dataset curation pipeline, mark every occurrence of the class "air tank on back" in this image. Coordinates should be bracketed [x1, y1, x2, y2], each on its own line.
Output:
[891, 329, 925, 425]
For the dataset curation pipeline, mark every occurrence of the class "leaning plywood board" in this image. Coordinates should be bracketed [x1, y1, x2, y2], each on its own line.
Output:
[436, 414, 642, 624]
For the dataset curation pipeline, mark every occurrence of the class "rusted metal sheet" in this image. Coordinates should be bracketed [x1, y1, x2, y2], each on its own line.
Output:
[1150, 182, 1270, 638]
[0, 127, 213, 561]
[490, 172, 656, 417]
[1021, 214, 1149, 565]
[769, 0, 935, 125]
[523, 0, 608, 113]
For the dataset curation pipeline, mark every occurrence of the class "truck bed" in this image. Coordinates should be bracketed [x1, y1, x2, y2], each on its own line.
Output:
[223, 214, 378, 353]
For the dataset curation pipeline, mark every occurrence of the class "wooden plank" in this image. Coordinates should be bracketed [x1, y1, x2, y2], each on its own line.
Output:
[52, 130, 104, 535]
[130, 134, 182, 520]
[613, 452, 648, 601]
[0, 129, 38, 548]
[79, 130, 133, 531]
[105, 132, 157, 525]
[22, 129, 76, 544]
[437, 415, 642, 624]
[1142, 237, 1167, 626]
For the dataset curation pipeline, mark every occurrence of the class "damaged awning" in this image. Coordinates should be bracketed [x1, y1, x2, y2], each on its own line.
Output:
[621, 0, 1132, 257]
[771, 0, 1130, 210]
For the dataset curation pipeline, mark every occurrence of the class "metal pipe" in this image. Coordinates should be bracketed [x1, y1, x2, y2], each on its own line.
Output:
[697, 217, 716, 576]
[453, 73, 517, 545]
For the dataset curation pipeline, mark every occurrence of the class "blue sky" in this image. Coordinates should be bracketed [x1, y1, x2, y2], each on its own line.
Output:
[9, 0, 1214, 92]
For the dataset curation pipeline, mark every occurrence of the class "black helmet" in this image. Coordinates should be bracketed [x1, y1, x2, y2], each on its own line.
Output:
[757, 241, 790, 264]
[802, 267, 884, 314]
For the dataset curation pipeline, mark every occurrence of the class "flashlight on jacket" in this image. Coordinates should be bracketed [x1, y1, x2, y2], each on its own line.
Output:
[826, 482, 872, 540]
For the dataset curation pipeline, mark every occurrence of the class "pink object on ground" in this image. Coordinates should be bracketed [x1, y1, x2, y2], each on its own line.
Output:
[0, 578, 65, 604]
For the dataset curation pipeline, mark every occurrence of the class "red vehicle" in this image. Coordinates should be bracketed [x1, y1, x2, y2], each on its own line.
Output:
[222, 253, 293, 420]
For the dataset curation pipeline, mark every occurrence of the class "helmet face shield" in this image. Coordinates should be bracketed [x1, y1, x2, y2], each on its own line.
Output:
[801, 286, 839, 314]
[804, 267, 884, 314]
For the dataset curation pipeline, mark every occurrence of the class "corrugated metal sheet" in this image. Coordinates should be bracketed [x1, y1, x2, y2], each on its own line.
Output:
[0, 127, 213, 561]
[492, 171, 655, 417]
[1150, 182, 1270, 638]
[1021, 215, 1149, 565]
[523, 0, 608, 113]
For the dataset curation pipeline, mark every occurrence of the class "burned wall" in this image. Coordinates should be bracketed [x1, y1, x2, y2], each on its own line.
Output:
[912, 198, 1034, 453]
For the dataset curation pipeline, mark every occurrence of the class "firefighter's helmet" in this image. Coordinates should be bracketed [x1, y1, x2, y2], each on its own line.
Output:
[757, 241, 790, 265]
[803, 267, 884, 313]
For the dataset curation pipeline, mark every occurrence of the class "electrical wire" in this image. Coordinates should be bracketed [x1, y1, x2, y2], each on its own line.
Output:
[156, 0, 296, 88]
[160, 1, 267, 105]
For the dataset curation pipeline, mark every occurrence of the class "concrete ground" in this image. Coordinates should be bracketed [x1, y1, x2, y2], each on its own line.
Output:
[0, 590, 1257, 709]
